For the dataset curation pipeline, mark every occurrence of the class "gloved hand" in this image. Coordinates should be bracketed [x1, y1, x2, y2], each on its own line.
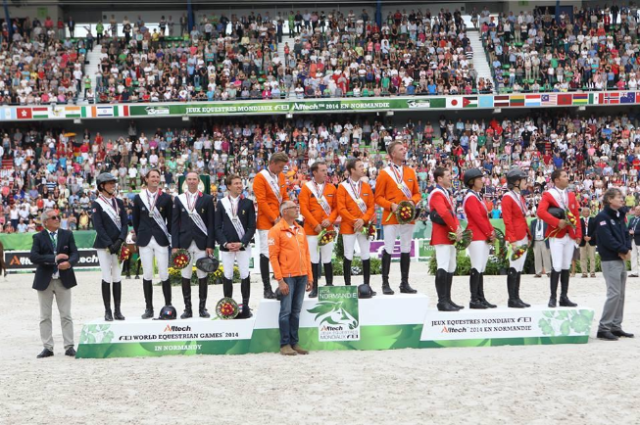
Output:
[110, 239, 124, 254]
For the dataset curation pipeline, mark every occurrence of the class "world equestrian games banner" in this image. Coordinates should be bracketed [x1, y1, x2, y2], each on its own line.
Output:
[2, 91, 637, 121]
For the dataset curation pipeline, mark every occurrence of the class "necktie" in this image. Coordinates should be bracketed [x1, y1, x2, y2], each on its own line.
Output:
[50, 232, 58, 274]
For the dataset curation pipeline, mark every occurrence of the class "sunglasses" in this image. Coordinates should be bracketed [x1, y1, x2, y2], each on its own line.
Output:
[49, 215, 61, 220]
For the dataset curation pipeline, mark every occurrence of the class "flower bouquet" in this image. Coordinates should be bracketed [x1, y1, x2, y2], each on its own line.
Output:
[171, 249, 191, 269]
[448, 228, 473, 251]
[318, 229, 337, 247]
[565, 209, 578, 229]
[361, 223, 377, 240]
[386, 200, 416, 224]
[119, 245, 131, 262]
[508, 243, 530, 261]
[216, 297, 239, 320]
[491, 228, 508, 259]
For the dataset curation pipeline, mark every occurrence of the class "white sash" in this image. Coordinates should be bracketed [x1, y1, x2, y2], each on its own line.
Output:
[96, 196, 122, 231]
[506, 191, 527, 215]
[462, 190, 488, 213]
[383, 165, 413, 200]
[261, 169, 283, 204]
[549, 188, 568, 209]
[341, 179, 368, 214]
[306, 181, 332, 216]
[140, 190, 171, 242]
[221, 196, 245, 239]
[178, 192, 209, 236]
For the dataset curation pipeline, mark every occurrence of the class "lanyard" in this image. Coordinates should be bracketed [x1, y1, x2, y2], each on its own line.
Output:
[99, 195, 118, 215]
[391, 164, 404, 186]
[229, 195, 239, 218]
[348, 178, 361, 199]
[187, 191, 199, 213]
[146, 189, 159, 213]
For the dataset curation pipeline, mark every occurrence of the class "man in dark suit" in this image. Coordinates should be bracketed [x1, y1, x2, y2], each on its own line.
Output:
[530, 218, 551, 277]
[579, 207, 597, 278]
[171, 171, 216, 319]
[30, 208, 79, 358]
[92, 172, 129, 321]
[627, 206, 640, 277]
[215, 174, 256, 318]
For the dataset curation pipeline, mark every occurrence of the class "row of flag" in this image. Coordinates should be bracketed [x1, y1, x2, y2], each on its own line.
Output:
[1, 105, 131, 120]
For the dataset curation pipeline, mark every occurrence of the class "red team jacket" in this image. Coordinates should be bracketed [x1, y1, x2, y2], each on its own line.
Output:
[462, 191, 494, 242]
[429, 187, 459, 245]
[536, 190, 582, 240]
[502, 191, 531, 242]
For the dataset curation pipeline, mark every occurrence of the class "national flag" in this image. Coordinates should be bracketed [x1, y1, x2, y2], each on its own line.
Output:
[446, 96, 463, 109]
[17, 108, 32, 119]
[557, 94, 573, 105]
[429, 98, 446, 108]
[91, 105, 115, 117]
[494, 95, 510, 108]
[620, 92, 636, 104]
[117, 105, 130, 117]
[0, 108, 15, 120]
[510, 95, 525, 107]
[541, 94, 557, 106]
[64, 106, 82, 118]
[463, 96, 478, 108]
[31, 106, 50, 119]
[572, 93, 589, 105]
[50, 106, 65, 119]
[589, 93, 600, 105]
[600, 92, 620, 104]
[524, 94, 541, 107]
[478, 96, 494, 108]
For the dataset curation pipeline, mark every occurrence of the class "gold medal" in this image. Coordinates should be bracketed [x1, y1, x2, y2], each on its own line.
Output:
[398, 184, 403, 190]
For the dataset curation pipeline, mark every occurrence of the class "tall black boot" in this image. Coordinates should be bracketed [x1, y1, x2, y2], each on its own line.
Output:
[180, 277, 192, 319]
[260, 255, 275, 299]
[549, 270, 560, 307]
[478, 273, 497, 308]
[134, 259, 141, 279]
[559, 269, 577, 307]
[507, 268, 527, 308]
[381, 251, 394, 295]
[141, 279, 154, 319]
[399, 253, 417, 293]
[323, 262, 334, 286]
[222, 277, 233, 298]
[309, 262, 319, 298]
[236, 276, 252, 319]
[162, 279, 172, 305]
[198, 277, 210, 318]
[469, 268, 486, 309]
[447, 272, 463, 310]
[102, 280, 113, 321]
[123, 258, 131, 279]
[516, 272, 530, 307]
[362, 259, 376, 296]
[113, 281, 125, 320]
[343, 258, 352, 286]
[436, 269, 457, 311]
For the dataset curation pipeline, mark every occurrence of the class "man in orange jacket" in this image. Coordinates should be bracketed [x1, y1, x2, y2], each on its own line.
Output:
[429, 167, 464, 311]
[268, 200, 313, 356]
[536, 168, 581, 307]
[254, 152, 290, 299]
[337, 158, 376, 294]
[299, 161, 338, 297]
[374, 141, 420, 295]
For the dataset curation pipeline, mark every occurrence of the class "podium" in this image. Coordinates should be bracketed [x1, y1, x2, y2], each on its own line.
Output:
[76, 292, 594, 359]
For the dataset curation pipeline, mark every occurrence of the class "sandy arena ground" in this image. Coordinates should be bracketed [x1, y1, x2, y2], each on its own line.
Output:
[1, 263, 639, 425]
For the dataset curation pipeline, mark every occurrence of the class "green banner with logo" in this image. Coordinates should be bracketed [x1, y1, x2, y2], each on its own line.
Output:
[0, 231, 96, 250]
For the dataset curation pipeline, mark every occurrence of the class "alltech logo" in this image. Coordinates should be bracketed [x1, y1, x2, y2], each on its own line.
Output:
[164, 325, 191, 332]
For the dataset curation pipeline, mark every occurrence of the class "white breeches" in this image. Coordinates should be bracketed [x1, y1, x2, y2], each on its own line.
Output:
[307, 235, 334, 264]
[258, 230, 270, 257]
[383, 224, 414, 254]
[342, 233, 371, 261]
[181, 241, 209, 279]
[468, 240, 490, 273]
[435, 245, 457, 273]
[139, 237, 169, 281]
[220, 247, 252, 279]
[549, 235, 574, 271]
[97, 249, 122, 283]
[509, 237, 529, 272]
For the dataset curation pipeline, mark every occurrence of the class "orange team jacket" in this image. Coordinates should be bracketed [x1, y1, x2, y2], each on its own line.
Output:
[429, 187, 460, 245]
[336, 179, 375, 235]
[299, 181, 338, 236]
[502, 191, 531, 243]
[462, 191, 494, 242]
[268, 219, 313, 282]
[374, 165, 421, 225]
[536, 190, 582, 240]
[253, 169, 290, 231]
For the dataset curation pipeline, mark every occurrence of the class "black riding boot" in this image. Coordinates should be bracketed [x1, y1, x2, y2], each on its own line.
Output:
[102, 280, 113, 321]
[222, 277, 233, 298]
[180, 277, 192, 319]
[549, 270, 560, 307]
[324, 262, 334, 286]
[559, 269, 577, 307]
[362, 259, 376, 296]
[469, 268, 486, 309]
[113, 281, 125, 320]
[236, 277, 252, 319]
[141, 279, 154, 319]
[507, 268, 527, 308]
[447, 272, 463, 310]
[343, 259, 352, 286]
[516, 272, 530, 307]
[162, 279, 172, 305]
[199, 277, 210, 318]
[399, 253, 417, 293]
[381, 251, 394, 295]
[478, 272, 496, 308]
[309, 262, 320, 298]
[436, 269, 457, 311]
[260, 255, 275, 299]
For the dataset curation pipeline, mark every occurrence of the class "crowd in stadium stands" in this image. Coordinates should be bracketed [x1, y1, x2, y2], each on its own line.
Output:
[2, 109, 640, 232]
[482, 4, 640, 93]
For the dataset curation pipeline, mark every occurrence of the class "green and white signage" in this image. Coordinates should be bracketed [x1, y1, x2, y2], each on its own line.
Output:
[311, 286, 360, 342]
